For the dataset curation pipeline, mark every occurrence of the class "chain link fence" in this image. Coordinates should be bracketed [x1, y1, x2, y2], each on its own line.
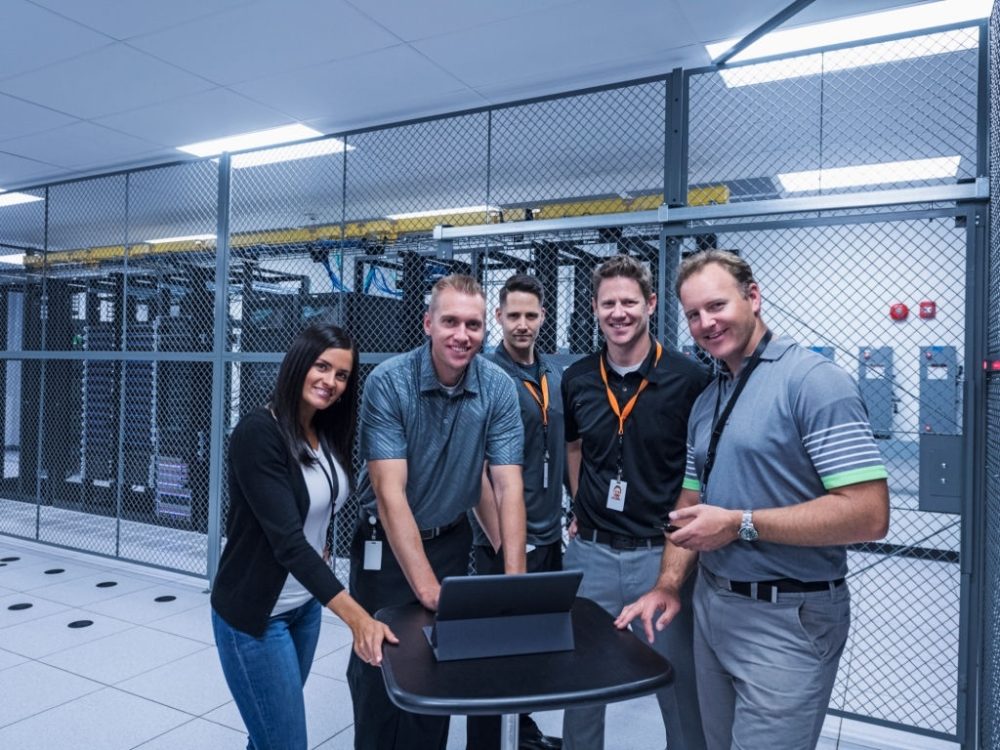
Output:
[982, 4, 1000, 748]
[0, 19, 987, 744]
[689, 27, 979, 201]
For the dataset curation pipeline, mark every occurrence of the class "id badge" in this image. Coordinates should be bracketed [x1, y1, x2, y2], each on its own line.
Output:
[363, 540, 383, 571]
[606, 479, 627, 512]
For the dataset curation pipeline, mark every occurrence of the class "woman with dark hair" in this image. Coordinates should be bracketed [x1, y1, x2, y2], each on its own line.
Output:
[211, 322, 397, 750]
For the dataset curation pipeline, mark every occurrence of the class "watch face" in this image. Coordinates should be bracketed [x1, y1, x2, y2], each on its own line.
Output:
[739, 527, 758, 541]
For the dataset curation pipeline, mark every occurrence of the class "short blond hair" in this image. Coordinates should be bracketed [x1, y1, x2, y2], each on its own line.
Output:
[428, 274, 485, 312]
[676, 249, 755, 298]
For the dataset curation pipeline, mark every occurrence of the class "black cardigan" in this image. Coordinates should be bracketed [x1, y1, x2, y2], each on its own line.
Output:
[211, 407, 345, 636]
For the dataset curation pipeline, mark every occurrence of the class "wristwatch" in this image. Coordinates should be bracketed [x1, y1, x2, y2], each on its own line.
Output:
[738, 510, 758, 542]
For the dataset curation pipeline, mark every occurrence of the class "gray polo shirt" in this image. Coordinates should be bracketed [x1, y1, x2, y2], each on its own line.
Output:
[471, 344, 566, 547]
[683, 336, 888, 582]
[356, 343, 524, 529]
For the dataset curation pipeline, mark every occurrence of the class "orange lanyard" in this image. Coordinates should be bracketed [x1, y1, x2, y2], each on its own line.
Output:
[599, 341, 663, 435]
[522, 373, 549, 427]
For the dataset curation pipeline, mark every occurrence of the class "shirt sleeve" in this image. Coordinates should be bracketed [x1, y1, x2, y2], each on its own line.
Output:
[682, 439, 701, 492]
[359, 367, 408, 461]
[794, 361, 889, 490]
[562, 370, 580, 443]
[486, 372, 525, 466]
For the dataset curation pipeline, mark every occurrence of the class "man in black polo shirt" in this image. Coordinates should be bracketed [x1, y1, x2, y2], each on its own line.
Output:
[561, 255, 709, 750]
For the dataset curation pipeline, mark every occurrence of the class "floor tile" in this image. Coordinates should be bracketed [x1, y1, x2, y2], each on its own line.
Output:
[82, 582, 210, 625]
[311, 642, 351, 682]
[0, 660, 103, 727]
[117, 649, 232, 715]
[31, 569, 157, 607]
[145, 598, 215, 644]
[132, 717, 247, 749]
[0, 559, 107, 592]
[0, 687, 190, 750]
[41, 624, 208, 683]
[0, 607, 133, 658]
[0, 590, 69, 629]
[0, 647, 27, 672]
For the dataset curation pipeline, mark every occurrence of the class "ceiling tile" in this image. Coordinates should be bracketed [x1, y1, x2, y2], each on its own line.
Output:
[29, 0, 255, 40]
[0, 0, 112, 80]
[0, 95, 77, 142]
[348, 0, 578, 42]
[129, 0, 401, 86]
[95, 88, 293, 146]
[0, 151, 62, 189]
[0, 44, 215, 120]
[413, 0, 700, 89]
[232, 45, 474, 128]
[0, 122, 163, 170]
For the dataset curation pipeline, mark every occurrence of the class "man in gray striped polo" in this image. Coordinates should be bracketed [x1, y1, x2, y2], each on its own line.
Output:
[617, 249, 889, 750]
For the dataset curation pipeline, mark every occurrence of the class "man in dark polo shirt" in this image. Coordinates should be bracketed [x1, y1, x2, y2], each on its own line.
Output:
[467, 273, 566, 750]
[561, 255, 709, 750]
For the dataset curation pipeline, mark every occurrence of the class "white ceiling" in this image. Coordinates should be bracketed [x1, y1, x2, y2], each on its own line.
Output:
[0, 0, 932, 191]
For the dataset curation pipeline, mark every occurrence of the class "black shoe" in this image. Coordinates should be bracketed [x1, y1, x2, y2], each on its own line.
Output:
[519, 735, 562, 750]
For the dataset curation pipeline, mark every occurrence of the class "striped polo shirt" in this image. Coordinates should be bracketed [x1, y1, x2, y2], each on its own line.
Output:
[683, 336, 888, 582]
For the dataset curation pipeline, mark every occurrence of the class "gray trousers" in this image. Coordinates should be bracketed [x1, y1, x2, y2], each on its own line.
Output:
[562, 537, 706, 750]
[694, 568, 850, 750]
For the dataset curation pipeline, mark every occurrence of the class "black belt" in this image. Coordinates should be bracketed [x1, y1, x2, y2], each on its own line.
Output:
[369, 516, 465, 542]
[711, 571, 845, 603]
[418, 517, 465, 541]
[576, 524, 665, 550]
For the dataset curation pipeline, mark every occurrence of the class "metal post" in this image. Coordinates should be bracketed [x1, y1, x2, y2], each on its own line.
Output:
[206, 154, 233, 584]
[113, 173, 131, 557]
[33, 186, 50, 540]
[665, 68, 688, 208]
[500, 713, 519, 750]
[959, 203, 989, 749]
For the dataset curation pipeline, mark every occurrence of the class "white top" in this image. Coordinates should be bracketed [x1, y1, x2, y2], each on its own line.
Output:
[271, 445, 348, 616]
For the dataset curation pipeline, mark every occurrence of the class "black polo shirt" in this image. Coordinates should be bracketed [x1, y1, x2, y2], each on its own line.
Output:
[562, 338, 709, 539]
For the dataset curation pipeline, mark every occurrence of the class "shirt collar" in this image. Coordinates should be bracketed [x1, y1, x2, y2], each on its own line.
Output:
[719, 333, 795, 380]
[418, 341, 480, 395]
[492, 343, 552, 381]
[601, 334, 664, 382]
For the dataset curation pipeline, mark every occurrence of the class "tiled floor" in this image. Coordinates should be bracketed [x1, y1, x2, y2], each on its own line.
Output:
[0, 535, 959, 750]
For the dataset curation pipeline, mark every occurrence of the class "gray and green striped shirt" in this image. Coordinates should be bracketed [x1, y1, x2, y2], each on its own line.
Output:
[684, 335, 887, 582]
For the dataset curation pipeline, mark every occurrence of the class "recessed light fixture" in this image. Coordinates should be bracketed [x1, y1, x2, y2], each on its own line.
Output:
[386, 205, 501, 221]
[145, 233, 216, 245]
[0, 191, 44, 207]
[714, 27, 978, 87]
[705, 0, 989, 64]
[177, 124, 351, 168]
[777, 156, 961, 192]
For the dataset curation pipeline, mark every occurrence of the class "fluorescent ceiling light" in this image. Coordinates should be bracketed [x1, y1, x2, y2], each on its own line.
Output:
[706, 0, 989, 63]
[777, 156, 960, 192]
[386, 205, 501, 221]
[0, 253, 25, 264]
[177, 124, 350, 168]
[0, 191, 44, 207]
[145, 233, 216, 245]
[716, 27, 978, 87]
[229, 137, 350, 169]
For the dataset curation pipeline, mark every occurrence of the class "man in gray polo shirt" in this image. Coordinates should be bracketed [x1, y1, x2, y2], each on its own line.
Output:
[617, 250, 889, 750]
[347, 274, 527, 750]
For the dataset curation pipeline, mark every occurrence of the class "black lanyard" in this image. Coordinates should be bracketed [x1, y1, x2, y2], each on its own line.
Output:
[699, 330, 772, 498]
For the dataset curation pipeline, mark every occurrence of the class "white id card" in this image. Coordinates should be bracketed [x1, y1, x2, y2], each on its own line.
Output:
[363, 540, 383, 571]
[606, 479, 627, 512]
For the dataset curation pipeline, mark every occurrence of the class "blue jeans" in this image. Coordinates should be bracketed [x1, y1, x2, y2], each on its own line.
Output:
[212, 599, 322, 750]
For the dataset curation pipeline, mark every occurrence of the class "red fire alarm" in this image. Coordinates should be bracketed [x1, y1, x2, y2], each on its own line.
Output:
[889, 302, 909, 321]
[919, 300, 937, 319]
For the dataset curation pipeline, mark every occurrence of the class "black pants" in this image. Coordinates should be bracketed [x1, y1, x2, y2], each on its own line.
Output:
[466, 540, 563, 750]
[347, 517, 473, 750]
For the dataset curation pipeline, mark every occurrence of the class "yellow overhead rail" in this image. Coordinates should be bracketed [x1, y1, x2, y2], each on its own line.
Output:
[24, 185, 729, 268]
